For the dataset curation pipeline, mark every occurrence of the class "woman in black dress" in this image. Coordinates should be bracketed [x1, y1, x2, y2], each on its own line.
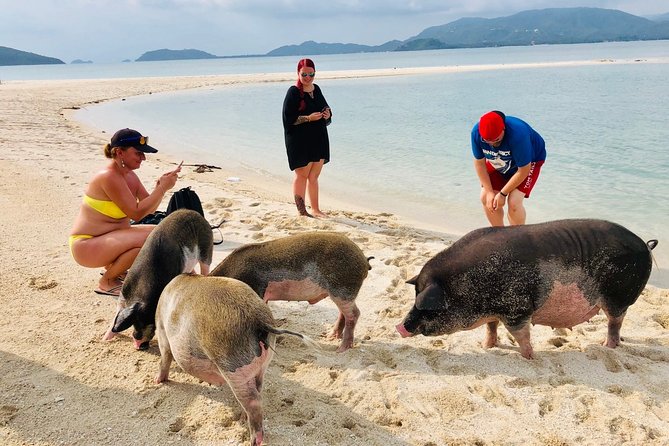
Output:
[282, 58, 332, 217]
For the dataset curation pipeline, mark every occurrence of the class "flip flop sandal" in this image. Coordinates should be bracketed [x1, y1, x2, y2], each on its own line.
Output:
[100, 271, 127, 282]
[94, 284, 122, 297]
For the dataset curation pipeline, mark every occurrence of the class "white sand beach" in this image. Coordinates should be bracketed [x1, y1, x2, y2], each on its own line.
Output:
[1, 65, 669, 445]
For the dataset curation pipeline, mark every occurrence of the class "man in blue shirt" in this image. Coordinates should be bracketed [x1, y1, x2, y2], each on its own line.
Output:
[471, 110, 546, 226]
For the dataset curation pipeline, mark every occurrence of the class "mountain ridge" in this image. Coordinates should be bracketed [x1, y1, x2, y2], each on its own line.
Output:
[0, 46, 64, 66]
[2, 7, 669, 65]
[270, 7, 669, 56]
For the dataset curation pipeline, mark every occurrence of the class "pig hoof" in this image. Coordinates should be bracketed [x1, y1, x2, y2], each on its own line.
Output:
[254, 431, 263, 446]
[336, 341, 353, 353]
[520, 350, 535, 360]
[603, 338, 621, 348]
[326, 331, 342, 341]
[102, 330, 117, 341]
[155, 374, 168, 384]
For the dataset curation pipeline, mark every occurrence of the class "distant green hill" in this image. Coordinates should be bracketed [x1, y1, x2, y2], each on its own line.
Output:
[267, 7, 669, 56]
[399, 7, 669, 50]
[266, 40, 402, 56]
[0, 46, 64, 66]
[136, 48, 218, 62]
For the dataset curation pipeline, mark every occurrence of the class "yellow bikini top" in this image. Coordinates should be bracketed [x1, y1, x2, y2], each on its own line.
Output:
[83, 195, 127, 219]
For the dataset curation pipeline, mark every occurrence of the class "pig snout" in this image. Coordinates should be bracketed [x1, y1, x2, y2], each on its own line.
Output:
[134, 339, 150, 350]
[396, 323, 414, 338]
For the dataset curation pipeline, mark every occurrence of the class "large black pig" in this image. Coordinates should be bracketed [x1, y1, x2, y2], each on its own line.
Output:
[396, 219, 658, 359]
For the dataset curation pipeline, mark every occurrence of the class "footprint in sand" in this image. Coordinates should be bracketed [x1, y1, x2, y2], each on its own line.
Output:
[377, 306, 403, 319]
[537, 397, 554, 417]
[0, 405, 19, 426]
[652, 312, 669, 329]
[290, 408, 316, 427]
[248, 222, 264, 231]
[547, 336, 569, 348]
[28, 276, 58, 290]
[384, 277, 403, 293]
[467, 383, 516, 407]
[212, 197, 234, 208]
[168, 417, 186, 433]
[374, 412, 404, 427]
[586, 348, 623, 373]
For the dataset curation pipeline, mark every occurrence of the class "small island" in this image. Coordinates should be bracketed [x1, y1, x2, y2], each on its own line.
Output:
[135, 49, 218, 62]
[0, 46, 64, 66]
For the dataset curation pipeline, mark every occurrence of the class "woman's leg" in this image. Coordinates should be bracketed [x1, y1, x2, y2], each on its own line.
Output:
[71, 225, 155, 291]
[306, 160, 327, 217]
[293, 164, 313, 217]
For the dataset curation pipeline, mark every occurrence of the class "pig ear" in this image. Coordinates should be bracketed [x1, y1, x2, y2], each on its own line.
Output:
[406, 275, 419, 285]
[112, 302, 140, 333]
[415, 283, 448, 311]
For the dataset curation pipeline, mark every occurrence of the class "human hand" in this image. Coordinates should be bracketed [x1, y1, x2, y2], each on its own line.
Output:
[172, 161, 183, 175]
[157, 169, 179, 192]
[308, 112, 323, 122]
[492, 192, 506, 211]
[485, 190, 497, 212]
[322, 107, 331, 119]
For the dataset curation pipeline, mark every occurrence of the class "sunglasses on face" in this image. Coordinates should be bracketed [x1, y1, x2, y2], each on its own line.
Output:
[300, 72, 315, 77]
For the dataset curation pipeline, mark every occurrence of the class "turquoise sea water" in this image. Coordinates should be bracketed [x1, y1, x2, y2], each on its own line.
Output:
[31, 40, 667, 286]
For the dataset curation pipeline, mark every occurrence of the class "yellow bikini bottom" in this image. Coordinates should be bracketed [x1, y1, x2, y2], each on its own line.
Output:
[68, 234, 93, 256]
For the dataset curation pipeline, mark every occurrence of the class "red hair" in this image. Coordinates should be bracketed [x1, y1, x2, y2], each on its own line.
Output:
[296, 58, 315, 111]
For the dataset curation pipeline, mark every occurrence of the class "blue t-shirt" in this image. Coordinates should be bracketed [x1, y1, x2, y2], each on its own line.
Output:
[471, 116, 546, 178]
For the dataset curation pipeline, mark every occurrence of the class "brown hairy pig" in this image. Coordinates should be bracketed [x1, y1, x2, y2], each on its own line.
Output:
[209, 231, 372, 352]
[155, 274, 311, 446]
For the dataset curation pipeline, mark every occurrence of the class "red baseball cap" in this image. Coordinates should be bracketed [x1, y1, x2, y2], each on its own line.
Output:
[479, 111, 505, 141]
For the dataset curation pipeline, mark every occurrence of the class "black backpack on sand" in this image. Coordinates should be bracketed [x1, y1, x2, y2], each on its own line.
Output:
[132, 186, 224, 245]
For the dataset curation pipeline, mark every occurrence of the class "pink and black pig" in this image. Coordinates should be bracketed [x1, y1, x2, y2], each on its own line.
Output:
[103, 209, 213, 349]
[396, 219, 657, 359]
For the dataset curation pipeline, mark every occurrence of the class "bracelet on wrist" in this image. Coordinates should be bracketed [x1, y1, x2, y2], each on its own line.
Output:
[499, 191, 508, 197]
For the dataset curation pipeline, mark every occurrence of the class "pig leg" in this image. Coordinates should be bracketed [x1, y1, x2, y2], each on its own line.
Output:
[328, 313, 345, 340]
[155, 327, 174, 383]
[484, 321, 499, 348]
[199, 261, 210, 276]
[328, 298, 360, 353]
[155, 350, 174, 384]
[602, 309, 626, 348]
[223, 341, 272, 446]
[102, 300, 125, 341]
[506, 323, 534, 359]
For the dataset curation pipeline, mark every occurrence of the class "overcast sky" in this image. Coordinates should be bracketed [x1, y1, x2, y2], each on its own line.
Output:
[1, 0, 667, 63]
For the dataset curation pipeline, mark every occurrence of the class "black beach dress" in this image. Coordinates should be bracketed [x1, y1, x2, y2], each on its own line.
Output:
[282, 84, 332, 171]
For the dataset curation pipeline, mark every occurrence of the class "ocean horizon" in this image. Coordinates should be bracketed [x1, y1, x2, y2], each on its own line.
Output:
[68, 41, 669, 286]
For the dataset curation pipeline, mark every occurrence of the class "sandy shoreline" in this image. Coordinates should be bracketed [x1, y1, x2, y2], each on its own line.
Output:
[2, 67, 669, 445]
